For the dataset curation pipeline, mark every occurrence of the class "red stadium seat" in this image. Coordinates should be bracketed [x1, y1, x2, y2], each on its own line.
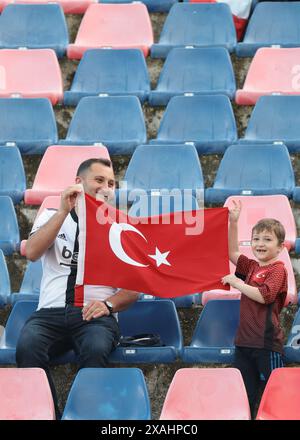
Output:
[202, 245, 297, 306]
[68, 3, 153, 59]
[160, 368, 250, 420]
[224, 195, 297, 251]
[0, 368, 55, 420]
[24, 145, 110, 205]
[256, 368, 300, 420]
[236, 48, 300, 105]
[0, 49, 63, 105]
[0, 0, 95, 14]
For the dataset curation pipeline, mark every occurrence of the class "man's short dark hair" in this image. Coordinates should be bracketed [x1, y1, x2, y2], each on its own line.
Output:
[76, 158, 112, 176]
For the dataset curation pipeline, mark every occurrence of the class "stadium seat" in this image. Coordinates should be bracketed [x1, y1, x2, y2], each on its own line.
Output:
[110, 300, 183, 363]
[0, 49, 63, 105]
[236, 2, 300, 57]
[224, 195, 297, 251]
[205, 144, 295, 204]
[68, 3, 153, 59]
[0, 0, 94, 14]
[0, 300, 38, 364]
[182, 299, 240, 363]
[149, 47, 236, 106]
[0, 4, 69, 58]
[24, 145, 110, 205]
[64, 48, 150, 106]
[118, 144, 204, 203]
[0, 299, 182, 365]
[0, 368, 55, 420]
[0, 146, 26, 204]
[9, 259, 43, 305]
[151, 3, 236, 58]
[60, 96, 147, 155]
[140, 293, 201, 309]
[99, 0, 177, 12]
[150, 95, 237, 154]
[160, 368, 250, 420]
[239, 96, 300, 153]
[0, 196, 20, 255]
[0, 98, 57, 154]
[62, 368, 151, 420]
[236, 48, 300, 105]
[0, 249, 10, 306]
[256, 368, 300, 420]
[284, 308, 300, 364]
[202, 245, 297, 307]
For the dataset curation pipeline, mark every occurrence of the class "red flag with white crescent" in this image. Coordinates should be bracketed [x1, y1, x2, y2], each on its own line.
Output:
[75, 193, 229, 304]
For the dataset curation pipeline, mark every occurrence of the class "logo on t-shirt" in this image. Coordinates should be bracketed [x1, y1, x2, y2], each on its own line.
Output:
[58, 233, 67, 241]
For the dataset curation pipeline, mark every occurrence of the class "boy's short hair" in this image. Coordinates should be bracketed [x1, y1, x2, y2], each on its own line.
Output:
[252, 218, 285, 245]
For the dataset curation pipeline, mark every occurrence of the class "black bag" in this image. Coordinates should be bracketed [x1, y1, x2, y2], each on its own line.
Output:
[119, 333, 164, 347]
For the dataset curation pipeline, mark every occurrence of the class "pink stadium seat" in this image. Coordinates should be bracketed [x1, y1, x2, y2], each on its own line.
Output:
[236, 48, 300, 105]
[0, 368, 55, 420]
[256, 368, 300, 420]
[24, 145, 110, 205]
[0, 0, 95, 14]
[202, 245, 297, 306]
[20, 196, 61, 256]
[160, 368, 250, 420]
[0, 49, 63, 105]
[67, 3, 153, 59]
[224, 195, 297, 251]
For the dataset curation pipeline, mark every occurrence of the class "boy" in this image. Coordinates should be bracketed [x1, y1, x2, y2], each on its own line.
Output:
[222, 200, 288, 418]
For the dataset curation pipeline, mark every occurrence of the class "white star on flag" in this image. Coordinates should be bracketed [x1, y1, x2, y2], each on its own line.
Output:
[148, 247, 171, 267]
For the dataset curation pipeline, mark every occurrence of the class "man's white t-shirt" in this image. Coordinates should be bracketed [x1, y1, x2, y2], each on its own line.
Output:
[31, 208, 117, 310]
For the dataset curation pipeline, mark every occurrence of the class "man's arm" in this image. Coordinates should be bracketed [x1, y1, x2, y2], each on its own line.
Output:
[82, 289, 140, 321]
[26, 185, 83, 261]
[228, 200, 242, 266]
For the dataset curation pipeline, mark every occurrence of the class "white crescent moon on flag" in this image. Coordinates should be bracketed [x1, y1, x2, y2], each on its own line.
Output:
[109, 222, 149, 267]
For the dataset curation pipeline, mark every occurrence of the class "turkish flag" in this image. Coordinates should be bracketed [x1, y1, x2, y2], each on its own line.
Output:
[189, 0, 252, 41]
[75, 193, 229, 303]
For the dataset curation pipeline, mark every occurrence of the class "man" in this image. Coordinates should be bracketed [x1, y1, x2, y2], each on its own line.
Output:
[16, 158, 139, 418]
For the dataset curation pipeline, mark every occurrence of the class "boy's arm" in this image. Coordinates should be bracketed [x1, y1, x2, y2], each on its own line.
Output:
[228, 200, 242, 266]
[221, 274, 265, 304]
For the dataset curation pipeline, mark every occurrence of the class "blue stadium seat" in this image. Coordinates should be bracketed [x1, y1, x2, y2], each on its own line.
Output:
[140, 293, 201, 309]
[0, 300, 37, 364]
[151, 3, 236, 58]
[9, 260, 42, 305]
[64, 49, 150, 106]
[150, 95, 237, 154]
[182, 300, 240, 363]
[0, 98, 58, 154]
[205, 144, 295, 204]
[62, 368, 151, 420]
[99, 0, 177, 13]
[0, 147, 26, 204]
[149, 47, 236, 106]
[284, 307, 300, 364]
[239, 96, 300, 153]
[60, 96, 146, 154]
[110, 300, 183, 363]
[118, 144, 204, 203]
[236, 2, 300, 57]
[0, 4, 69, 58]
[0, 249, 10, 306]
[0, 196, 20, 255]
[0, 300, 182, 365]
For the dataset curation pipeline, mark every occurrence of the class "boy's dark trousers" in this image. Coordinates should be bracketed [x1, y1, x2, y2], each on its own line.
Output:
[234, 346, 283, 418]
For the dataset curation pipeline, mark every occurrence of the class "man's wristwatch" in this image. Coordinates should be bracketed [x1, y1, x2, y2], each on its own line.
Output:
[104, 300, 114, 315]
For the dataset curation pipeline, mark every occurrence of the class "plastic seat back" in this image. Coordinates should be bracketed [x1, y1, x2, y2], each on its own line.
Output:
[0, 146, 25, 204]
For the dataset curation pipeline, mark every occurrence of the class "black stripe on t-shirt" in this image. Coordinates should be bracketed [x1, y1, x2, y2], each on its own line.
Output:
[65, 209, 79, 306]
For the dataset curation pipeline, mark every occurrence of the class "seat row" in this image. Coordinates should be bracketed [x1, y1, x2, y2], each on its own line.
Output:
[1, 2, 300, 58]
[2, 365, 299, 420]
[0, 298, 299, 365]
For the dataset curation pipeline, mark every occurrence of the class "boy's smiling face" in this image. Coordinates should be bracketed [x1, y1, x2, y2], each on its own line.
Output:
[251, 229, 284, 266]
